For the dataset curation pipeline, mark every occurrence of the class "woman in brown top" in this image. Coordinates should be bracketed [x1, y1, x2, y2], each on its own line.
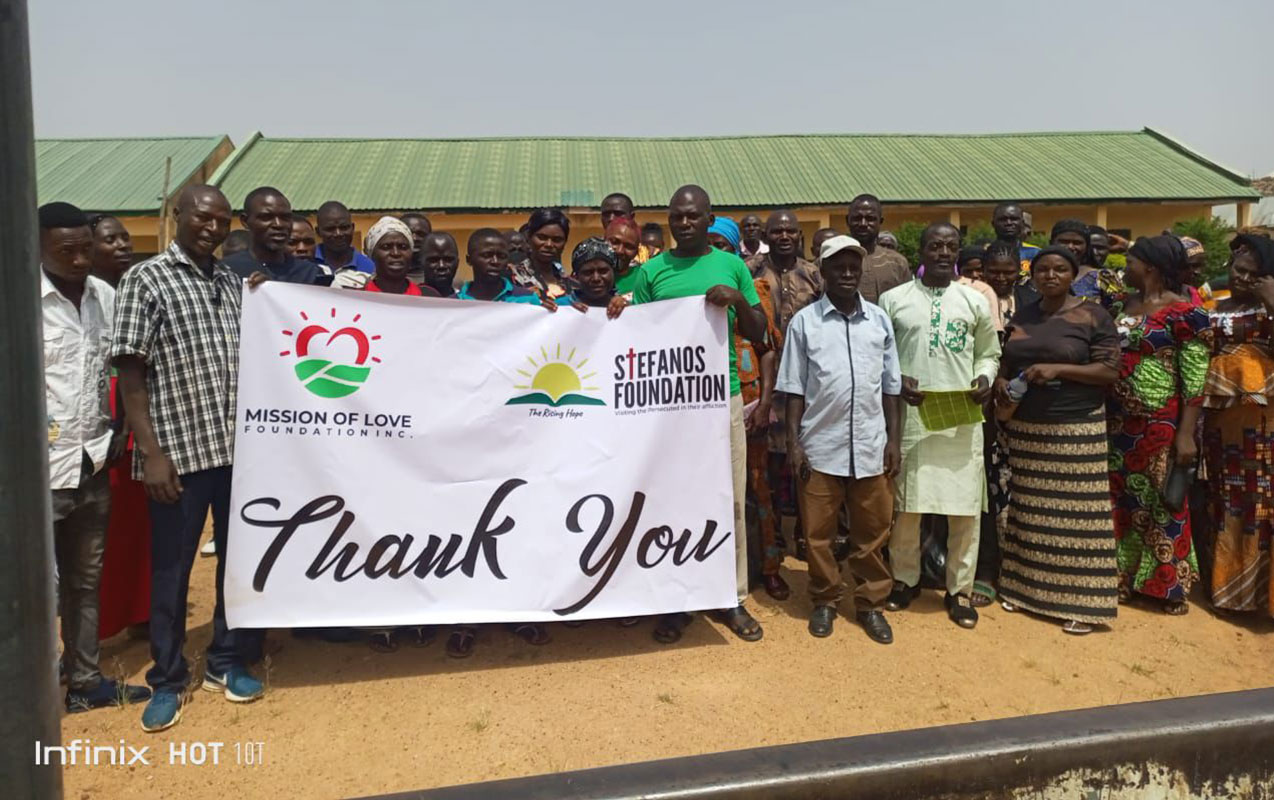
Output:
[994, 247, 1121, 634]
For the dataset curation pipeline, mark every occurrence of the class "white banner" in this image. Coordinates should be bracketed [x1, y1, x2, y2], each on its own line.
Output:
[225, 284, 736, 627]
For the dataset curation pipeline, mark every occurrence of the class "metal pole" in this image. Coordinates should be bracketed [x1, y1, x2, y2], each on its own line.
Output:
[375, 689, 1274, 800]
[0, 0, 65, 797]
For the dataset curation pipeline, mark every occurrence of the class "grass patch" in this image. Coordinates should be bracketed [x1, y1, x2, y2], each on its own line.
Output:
[467, 709, 491, 733]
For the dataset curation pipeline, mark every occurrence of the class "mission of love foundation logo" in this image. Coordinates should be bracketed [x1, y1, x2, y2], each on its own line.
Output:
[279, 307, 381, 398]
[507, 342, 605, 407]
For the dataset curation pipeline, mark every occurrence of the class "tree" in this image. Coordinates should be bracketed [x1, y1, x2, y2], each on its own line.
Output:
[893, 221, 926, 268]
[1171, 216, 1234, 281]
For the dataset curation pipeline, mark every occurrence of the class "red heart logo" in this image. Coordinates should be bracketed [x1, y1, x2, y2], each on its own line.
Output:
[295, 324, 371, 365]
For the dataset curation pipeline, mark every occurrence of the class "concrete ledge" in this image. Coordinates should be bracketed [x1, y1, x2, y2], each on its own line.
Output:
[363, 688, 1274, 800]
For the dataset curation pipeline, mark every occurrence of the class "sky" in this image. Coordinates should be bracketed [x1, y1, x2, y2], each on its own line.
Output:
[27, 0, 1274, 178]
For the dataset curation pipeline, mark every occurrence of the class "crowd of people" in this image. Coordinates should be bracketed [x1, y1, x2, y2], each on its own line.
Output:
[37, 179, 1273, 733]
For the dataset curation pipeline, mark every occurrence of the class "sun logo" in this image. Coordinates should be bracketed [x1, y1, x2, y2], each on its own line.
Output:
[507, 343, 605, 407]
[279, 308, 381, 399]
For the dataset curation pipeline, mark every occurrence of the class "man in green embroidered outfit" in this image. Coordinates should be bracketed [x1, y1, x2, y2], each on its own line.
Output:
[878, 223, 1001, 629]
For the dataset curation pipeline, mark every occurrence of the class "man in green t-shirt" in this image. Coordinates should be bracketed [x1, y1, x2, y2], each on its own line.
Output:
[631, 185, 767, 644]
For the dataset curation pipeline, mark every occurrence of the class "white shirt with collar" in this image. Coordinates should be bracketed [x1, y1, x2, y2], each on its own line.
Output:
[42, 270, 116, 490]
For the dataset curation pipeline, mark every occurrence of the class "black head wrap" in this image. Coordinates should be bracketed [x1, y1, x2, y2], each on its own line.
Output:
[1050, 218, 1090, 242]
[571, 237, 617, 272]
[1231, 233, 1274, 278]
[1129, 235, 1187, 292]
[1029, 245, 1080, 276]
[958, 245, 985, 268]
[526, 208, 571, 237]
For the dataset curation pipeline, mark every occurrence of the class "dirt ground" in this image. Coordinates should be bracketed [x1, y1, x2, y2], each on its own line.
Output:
[61, 528, 1274, 800]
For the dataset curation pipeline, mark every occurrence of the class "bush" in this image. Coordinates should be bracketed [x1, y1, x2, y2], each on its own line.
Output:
[1171, 216, 1234, 280]
[893, 221, 926, 268]
[964, 221, 997, 248]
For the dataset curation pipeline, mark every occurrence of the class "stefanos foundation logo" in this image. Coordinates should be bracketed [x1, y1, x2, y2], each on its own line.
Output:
[279, 307, 382, 399]
[507, 342, 605, 407]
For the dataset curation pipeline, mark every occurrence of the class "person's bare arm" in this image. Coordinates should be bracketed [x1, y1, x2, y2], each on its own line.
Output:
[748, 350, 776, 433]
[1023, 362, 1119, 386]
[786, 394, 810, 483]
[1174, 405, 1202, 466]
[115, 355, 182, 503]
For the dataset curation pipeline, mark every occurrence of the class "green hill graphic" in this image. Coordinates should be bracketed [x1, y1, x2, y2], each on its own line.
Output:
[506, 392, 606, 407]
[295, 359, 371, 399]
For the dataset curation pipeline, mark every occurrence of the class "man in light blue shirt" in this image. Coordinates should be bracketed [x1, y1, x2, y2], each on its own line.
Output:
[777, 235, 902, 644]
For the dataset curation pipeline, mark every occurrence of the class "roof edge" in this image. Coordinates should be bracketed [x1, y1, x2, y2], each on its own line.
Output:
[209, 130, 263, 188]
[238, 129, 1151, 145]
[35, 135, 228, 144]
[1142, 128, 1253, 186]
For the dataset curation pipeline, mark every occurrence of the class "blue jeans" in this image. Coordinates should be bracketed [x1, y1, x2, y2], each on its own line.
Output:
[146, 467, 261, 693]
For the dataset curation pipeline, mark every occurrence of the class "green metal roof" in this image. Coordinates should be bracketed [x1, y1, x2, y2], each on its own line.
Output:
[210, 129, 1258, 213]
[36, 136, 231, 214]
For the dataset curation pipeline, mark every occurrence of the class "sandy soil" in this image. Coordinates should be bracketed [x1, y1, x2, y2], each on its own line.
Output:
[61, 531, 1274, 800]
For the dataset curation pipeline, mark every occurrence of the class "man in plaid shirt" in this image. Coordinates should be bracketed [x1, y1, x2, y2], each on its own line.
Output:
[113, 184, 267, 732]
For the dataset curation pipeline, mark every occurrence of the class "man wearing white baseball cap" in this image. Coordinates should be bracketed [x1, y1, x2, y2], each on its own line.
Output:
[776, 235, 903, 642]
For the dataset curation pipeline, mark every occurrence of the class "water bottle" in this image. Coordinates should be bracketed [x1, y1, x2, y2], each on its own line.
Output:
[1006, 373, 1030, 403]
[996, 372, 1030, 423]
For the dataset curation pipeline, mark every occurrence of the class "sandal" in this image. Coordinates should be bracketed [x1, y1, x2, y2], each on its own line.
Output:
[1061, 620, 1094, 635]
[446, 627, 476, 658]
[617, 617, 641, 628]
[1000, 599, 1019, 613]
[971, 581, 996, 608]
[406, 626, 436, 648]
[1163, 601, 1189, 616]
[653, 612, 693, 644]
[368, 630, 399, 654]
[713, 605, 764, 642]
[510, 623, 551, 646]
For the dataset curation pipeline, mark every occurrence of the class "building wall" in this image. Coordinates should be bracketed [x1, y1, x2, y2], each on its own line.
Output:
[311, 201, 1224, 280]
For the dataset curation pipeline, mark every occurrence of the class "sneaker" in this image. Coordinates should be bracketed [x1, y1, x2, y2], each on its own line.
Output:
[202, 666, 264, 703]
[200, 539, 217, 556]
[140, 691, 183, 732]
[885, 581, 919, 612]
[945, 592, 979, 629]
[66, 678, 151, 713]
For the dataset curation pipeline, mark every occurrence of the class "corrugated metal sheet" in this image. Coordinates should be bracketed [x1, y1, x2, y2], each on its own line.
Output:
[211, 129, 1258, 212]
[36, 136, 229, 213]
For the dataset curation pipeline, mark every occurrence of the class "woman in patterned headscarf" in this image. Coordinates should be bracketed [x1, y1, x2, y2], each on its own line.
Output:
[356, 216, 441, 296]
[1201, 234, 1274, 618]
[1107, 235, 1214, 614]
[1179, 236, 1207, 306]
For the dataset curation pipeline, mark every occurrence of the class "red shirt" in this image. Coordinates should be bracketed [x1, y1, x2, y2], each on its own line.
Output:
[364, 279, 439, 297]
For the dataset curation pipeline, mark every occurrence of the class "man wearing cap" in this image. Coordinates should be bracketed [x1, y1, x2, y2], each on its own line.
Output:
[777, 235, 902, 642]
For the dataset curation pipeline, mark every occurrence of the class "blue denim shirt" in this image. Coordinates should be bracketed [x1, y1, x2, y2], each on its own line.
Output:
[314, 244, 375, 274]
[776, 295, 902, 478]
